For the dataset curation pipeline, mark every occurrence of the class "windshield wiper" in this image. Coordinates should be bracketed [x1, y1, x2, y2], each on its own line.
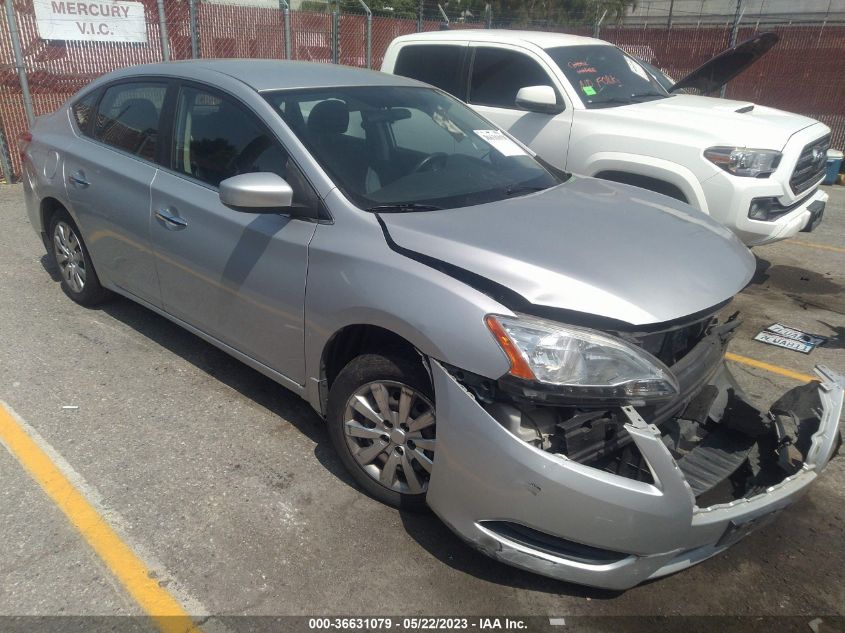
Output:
[629, 92, 667, 101]
[505, 185, 548, 196]
[587, 93, 665, 107]
[366, 203, 444, 213]
[587, 97, 635, 106]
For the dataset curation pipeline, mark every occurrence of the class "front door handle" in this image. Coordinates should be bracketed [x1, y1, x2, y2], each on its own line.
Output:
[155, 208, 188, 230]
[68, 170, 89, 188]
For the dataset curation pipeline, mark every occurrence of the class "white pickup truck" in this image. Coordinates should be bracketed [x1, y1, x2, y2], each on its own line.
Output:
[381, 30, 831, 245]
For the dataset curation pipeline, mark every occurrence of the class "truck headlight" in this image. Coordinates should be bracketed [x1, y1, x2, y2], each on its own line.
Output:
[704, 147, 782, 177]
[485, 314, 679, 402]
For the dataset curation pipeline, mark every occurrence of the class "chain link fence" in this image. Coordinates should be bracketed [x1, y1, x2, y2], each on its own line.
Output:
[1, 0, 843, 182]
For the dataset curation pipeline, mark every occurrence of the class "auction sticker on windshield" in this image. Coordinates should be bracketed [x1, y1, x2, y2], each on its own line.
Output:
[474, 130, 527, 157]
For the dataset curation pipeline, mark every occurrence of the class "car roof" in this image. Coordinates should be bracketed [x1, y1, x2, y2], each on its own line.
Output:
[103, 59, 424, 92]
[391, 29, 609, 50]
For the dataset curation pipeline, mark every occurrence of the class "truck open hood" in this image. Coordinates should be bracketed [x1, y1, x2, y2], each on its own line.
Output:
[378, 177, 755, 327]
[670, 32, 779, 94]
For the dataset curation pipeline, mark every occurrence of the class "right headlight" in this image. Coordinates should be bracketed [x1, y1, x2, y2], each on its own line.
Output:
[704, 146, 782, 178]
[485, 314, 679, 403]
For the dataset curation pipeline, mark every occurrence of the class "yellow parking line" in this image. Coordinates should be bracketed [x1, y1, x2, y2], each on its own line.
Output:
[0, 402, 201, 633]
[725, 352, 818, 383]
[785, 240, 845, 254]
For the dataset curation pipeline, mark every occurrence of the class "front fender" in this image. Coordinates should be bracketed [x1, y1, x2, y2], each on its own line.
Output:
[303, 194, 512, 413]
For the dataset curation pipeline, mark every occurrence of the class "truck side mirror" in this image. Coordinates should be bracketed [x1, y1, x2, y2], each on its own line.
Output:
[515, 86, 564, 114]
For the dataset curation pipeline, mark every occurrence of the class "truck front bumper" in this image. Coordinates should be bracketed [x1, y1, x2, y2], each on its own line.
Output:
[426, 361, 843, 590]
[702, 174, 828, 247]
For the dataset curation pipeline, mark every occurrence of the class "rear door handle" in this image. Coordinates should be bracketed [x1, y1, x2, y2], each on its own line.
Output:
[155, 208, 188, 230]
[68, 171, 89, 188]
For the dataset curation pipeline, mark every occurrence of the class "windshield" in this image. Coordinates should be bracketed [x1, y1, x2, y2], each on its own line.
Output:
[545, 45, 670, 109]
[264, 86, 561, 211]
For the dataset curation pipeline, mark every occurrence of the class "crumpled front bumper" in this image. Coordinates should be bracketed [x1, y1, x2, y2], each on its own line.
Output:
[426, 361, 844, 590]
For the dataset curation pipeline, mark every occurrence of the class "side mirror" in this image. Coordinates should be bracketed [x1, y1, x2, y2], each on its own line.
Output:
[219, 172, 293, 212]
[515, 85, 564, 114]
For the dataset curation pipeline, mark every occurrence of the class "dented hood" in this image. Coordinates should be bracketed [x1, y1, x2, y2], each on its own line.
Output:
[378, 177, 755, 326]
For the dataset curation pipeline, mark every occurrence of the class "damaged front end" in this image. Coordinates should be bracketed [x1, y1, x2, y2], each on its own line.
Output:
[426, 311, 843, 590]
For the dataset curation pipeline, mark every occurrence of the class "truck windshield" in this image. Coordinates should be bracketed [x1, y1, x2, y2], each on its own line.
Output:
[264, 86, 561, 211]
[545, 45, 670, 109]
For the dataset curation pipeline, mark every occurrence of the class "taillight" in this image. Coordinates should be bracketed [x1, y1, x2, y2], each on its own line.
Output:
[18, 131, 32, 162]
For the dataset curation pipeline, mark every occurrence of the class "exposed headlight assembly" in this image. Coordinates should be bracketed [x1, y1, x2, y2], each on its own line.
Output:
[486, 314, 679, 403]
[704, 147, 782, 178]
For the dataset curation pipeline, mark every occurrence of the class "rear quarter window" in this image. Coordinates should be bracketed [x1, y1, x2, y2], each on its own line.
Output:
[71, 90, 99, 135]
[393, 44, 466, 99]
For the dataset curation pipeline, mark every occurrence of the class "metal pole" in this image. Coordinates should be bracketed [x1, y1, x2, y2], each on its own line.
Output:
[332, 10, 339, 64]
[593, 8, 607, 38]
[721, 0, 743, 97]
[417, 0, 423, 32]
[0, 119, 14, 184]
[189, 0, 199, 58]
[280, 0, 291, 60]
[437, 3, 449, 27]
[4, 0, 35, 127]
[485, 3, 491, 28]
[667, 0, 674, 29]
[156, 0, 171, 61]
[357, 0, 372, 68]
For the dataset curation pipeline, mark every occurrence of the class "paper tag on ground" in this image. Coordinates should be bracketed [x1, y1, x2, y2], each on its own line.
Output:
[753, 332, 814, 354]
[474, 130, 527, 157]
[765, 323, 827, 347]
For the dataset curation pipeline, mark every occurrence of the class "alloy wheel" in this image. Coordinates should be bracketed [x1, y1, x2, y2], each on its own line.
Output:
[53, 221, 86, 293]
[343, 380, 436, 494]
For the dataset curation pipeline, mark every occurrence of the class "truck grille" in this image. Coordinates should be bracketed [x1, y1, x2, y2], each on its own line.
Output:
[790, 134, 830, 195]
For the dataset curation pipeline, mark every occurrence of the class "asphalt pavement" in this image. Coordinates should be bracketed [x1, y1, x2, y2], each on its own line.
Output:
[0, 183, 843, 630]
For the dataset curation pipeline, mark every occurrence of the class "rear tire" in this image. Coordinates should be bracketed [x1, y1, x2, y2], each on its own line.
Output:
[49, 210, 111, 306]
[327, 353, 436, 511]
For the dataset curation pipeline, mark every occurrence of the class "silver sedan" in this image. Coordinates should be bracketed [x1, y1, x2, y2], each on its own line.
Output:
[20, 60, 843, 589]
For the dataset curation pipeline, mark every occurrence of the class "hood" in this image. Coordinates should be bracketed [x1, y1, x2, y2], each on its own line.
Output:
[378, 177, 755, 327]
[581, 93, 820, 149]
[670, 32, 778, 94]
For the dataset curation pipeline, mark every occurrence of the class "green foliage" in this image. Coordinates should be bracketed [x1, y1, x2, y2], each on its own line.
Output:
[442, 0, 636, 25]
[321, 0, 636, 24]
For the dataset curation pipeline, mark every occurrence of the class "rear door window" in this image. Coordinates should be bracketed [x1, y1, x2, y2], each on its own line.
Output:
[393, 44, 467, 99]
[469, 47, 557, 109]
[93, 82, 167, 162]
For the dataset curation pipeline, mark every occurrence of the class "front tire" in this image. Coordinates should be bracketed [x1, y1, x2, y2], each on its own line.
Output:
[327, 353, 436, 511]
[49, 210, 111, 306]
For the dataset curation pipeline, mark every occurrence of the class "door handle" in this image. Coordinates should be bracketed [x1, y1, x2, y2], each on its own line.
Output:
[155, 208, 188, 230]
[68, 171, 89, 188]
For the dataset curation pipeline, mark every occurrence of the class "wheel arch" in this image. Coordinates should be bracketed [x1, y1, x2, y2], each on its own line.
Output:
[39, 196, 77, 253]
[585, 153, 709, 213]
[318, 324, 426, 414]
[595, 170, 688, 203]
